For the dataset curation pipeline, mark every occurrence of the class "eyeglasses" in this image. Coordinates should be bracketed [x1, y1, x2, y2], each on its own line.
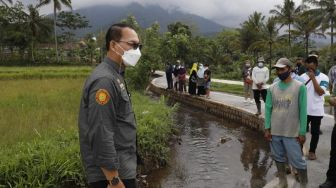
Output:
[118, 41, 143, 50]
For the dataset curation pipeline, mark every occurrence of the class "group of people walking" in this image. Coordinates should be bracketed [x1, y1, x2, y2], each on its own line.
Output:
[165, 61, 212, 99]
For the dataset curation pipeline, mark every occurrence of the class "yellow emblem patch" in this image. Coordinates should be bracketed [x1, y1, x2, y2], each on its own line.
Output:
[95, 89, 110, 105]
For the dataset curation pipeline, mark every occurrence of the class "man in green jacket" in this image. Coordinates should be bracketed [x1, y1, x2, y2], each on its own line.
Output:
[264, 58, 308, 188]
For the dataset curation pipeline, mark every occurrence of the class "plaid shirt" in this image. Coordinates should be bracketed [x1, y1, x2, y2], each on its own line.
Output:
[329, 65, 336, 96]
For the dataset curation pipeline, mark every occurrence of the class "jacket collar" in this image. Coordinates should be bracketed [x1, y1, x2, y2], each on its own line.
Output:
[103, 56, 125, 77]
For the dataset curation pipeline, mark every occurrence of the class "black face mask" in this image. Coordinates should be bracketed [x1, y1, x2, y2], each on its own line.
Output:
[278, 71, 291, 81]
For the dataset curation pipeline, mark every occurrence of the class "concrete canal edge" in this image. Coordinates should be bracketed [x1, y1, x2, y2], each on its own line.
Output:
[148, 82, 265, 132]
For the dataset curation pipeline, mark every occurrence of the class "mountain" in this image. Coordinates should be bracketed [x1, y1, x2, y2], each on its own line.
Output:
[71, 3, 227, 37]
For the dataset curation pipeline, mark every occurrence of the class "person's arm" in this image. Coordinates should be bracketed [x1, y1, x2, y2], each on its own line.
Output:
[308, 71, 325, 96]
[252, 68, 258, 84]
[264, 88, 273, 130]
[87, 78, 124, 187]
[319, 76, 329, 95]
[298, 85, 307, 135]
[264, 68, 270, 84]
[264, 88, 273, 141]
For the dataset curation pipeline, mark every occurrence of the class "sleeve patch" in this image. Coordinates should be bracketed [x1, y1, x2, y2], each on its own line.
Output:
[95, 89, 110, 105]
[320, 80, 329, 89]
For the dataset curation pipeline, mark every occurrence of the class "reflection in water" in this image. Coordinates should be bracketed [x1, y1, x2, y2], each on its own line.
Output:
[240, 129, 274, 188]
[147, 104, 276, 188]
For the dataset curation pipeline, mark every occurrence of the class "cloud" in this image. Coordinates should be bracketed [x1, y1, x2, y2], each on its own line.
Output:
[18, 0, 302, 27]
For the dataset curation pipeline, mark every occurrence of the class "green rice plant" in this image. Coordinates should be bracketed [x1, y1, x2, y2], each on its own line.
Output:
[0, 76, 176, 187]
[0, 128, 85, 188]
[0, 66, 92, 80]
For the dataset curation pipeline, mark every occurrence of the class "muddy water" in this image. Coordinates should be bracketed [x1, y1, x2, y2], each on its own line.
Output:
[147, 104, 276, 188]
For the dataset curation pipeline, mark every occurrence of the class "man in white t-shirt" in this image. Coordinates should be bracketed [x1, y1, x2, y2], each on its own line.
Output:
[252, 57, 269, 115]
[300, 55, 329, 160]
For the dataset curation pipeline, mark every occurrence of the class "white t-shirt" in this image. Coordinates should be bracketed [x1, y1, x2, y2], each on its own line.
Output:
[252, 66, 269, 90]
[300, 71, 329, 116]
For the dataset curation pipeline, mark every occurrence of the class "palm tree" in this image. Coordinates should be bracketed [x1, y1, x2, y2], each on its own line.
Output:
[304, 0, 336, 67]
[25, 5, 52, 62]
[38, 0, 72, 63]
[0, 0, 12, 7]
[240, 12, 265, 57]
[270, 0, 301, 56]
[246, 12, 265, 59]
[292, 12, 325, 58]
[249, 17, 281, 75]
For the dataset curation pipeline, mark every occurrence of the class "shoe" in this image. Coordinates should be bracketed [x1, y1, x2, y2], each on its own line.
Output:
[250, 99, 254, 104]
[319, 180, 336, 188]
[297, 169, 308, 188]
[285, 164, 291, 174]
[244, 100, 248, 103]
[275, 162, 288, 188]
[308, 152, 317, 160]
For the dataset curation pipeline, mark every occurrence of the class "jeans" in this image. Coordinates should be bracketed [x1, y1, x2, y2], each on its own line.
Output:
[270, 135, 307, 170]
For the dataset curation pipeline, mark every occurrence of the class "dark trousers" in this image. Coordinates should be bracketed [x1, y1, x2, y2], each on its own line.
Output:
[89, 179, 137, 188]
[166, 76, 173, 89]
[327, 124, 336, 182]
[179, 80, 186, 92]
[307, 115, 323, 153]
[188, 82, 197, 95]
[253, 89, 267, 104]
[253, 89, 267, 105]
[197, 86, 205, 95]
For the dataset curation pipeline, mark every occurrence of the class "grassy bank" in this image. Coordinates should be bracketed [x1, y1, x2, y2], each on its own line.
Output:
[211, 82, 244, 96]
[0, 73, 175, 187]
[0, 66, 92, 80]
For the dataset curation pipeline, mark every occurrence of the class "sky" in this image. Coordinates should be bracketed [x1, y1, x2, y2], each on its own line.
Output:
[21, 0, 303, 27]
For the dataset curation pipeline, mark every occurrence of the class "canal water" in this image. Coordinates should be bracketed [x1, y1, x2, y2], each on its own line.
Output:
[146, 104, 276, 188]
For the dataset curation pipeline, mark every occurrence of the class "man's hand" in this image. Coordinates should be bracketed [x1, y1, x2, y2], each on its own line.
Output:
[264, 129, 272, 141]
[257, 83, 263, 90]
[307, 69, 315, 80]
[107, 181, 125, 188]
[297, 135, 306, 145]
[101, 168, 125, 188]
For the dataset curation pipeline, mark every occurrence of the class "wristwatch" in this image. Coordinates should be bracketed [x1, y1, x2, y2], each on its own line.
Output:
[108, 176, 120, 186]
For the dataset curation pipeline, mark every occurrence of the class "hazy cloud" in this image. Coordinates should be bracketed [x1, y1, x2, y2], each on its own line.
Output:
[20, 0, 302, 27]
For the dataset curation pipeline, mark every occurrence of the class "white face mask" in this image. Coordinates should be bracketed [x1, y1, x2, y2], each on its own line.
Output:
[258, 62, 264, 67]
[115, 43, 142, 67]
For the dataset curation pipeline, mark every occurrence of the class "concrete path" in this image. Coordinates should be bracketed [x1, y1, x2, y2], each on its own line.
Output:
[152, 73, 334, 188]
[155, 70, 244, 85]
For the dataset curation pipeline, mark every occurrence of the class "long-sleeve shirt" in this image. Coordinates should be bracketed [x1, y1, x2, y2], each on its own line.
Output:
[265, 80, 307, 137]
[78, 57, 137, 183]
[252, 66, 269, 90]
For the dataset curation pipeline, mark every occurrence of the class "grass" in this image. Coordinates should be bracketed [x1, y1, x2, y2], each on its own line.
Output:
[0, 66, 92, 80]
[211, 82, 245, 96]
[0, 68, 176, 187]
[0, 78, 83, 145]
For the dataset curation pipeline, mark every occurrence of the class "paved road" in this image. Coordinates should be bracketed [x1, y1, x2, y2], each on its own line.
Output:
[152, 73, 335, 188]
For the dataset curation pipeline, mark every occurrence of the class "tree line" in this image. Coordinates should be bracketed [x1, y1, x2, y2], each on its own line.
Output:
[1, 0, 335, 81]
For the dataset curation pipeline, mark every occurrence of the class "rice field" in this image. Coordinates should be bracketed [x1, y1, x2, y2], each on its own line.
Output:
[0, 67, 175, 187]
